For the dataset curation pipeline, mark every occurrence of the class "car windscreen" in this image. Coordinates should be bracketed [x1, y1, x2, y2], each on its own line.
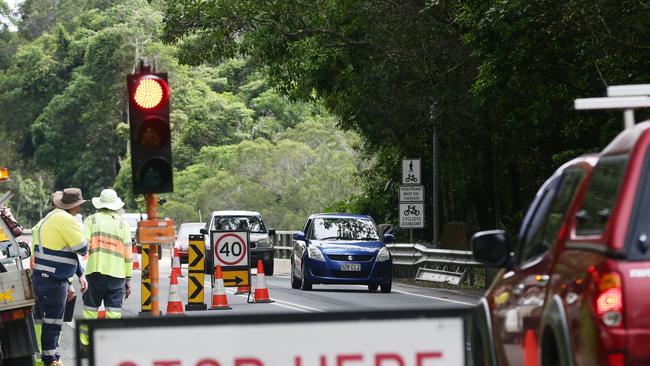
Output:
[213, 216, 266, 233]
[312, 217, 379, 241]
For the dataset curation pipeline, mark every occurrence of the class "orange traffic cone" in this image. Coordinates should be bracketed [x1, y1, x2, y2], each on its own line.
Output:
[235, 285, 251, 295]
[253, 260, 272, 303]
[132, 244, 140, 270]
[523, 329, 538, 366]
[98, 309, 106, 319]
[166, 271, 185, 315]
[210, 266, 232, 310]
[170, 247, 183, 278]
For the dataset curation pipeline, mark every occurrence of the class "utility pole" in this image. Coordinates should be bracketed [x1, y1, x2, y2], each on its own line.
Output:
[430, 101, 440, 247]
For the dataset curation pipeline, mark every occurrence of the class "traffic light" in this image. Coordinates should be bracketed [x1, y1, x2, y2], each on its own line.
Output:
[127, 66, 173, 194]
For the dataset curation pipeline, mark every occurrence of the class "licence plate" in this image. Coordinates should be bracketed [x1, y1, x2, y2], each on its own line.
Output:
[341, 263, 361, 271]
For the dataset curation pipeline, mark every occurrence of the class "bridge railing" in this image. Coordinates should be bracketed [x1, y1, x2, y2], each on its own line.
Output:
[270, 232, 486, 287]
[386, 243, 486, 287]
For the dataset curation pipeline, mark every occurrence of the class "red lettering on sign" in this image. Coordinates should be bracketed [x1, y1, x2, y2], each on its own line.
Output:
[375, 354, 405, 366]
[235, 358, 264, 366]
[154, 361, 181, 366]
[416, 352, 443, 366]
[196, 359, 222, 366]
[337, 354, 363, 366]
[118, 362, 138, 366]
[294, 355, 328, 366]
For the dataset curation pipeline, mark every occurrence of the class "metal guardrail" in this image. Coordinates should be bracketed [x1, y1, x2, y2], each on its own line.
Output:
[273, 231, 295, 259]
[386, 243, 485, 286]
[270, 233, 486, 287]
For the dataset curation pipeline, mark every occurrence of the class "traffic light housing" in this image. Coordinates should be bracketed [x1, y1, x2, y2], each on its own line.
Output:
[127, 70, 173, 194]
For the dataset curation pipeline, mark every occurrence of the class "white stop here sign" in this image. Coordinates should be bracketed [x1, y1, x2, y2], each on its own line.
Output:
[213, 231, 249, 267]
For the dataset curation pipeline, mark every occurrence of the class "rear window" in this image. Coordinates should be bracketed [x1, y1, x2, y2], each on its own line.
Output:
[575, 155, 628, 236]
[178, 223, 205, 237]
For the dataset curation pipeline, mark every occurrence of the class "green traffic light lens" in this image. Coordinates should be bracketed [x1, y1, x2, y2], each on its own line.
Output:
[140, 158, 172, 189]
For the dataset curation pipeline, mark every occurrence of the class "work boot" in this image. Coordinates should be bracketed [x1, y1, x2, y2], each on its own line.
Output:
[48, 361, 63, 366]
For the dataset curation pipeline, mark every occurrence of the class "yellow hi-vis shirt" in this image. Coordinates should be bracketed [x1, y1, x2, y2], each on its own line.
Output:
[32, 209, 87, 280]
[84, 210, 132, 278]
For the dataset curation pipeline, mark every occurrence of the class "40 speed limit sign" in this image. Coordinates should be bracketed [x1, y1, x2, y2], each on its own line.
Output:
[211, 231, 251, 287]
[214, 232, 248, 266]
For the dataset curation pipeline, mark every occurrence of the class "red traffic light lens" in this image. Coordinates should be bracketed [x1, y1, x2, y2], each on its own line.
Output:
[133, 76, 168, 110]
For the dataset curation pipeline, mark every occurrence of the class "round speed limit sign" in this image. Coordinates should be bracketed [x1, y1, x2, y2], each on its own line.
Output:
[213, 232, 249, 266]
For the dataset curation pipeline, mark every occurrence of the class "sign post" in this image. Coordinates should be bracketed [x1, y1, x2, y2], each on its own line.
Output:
[211, 231, 251, 289]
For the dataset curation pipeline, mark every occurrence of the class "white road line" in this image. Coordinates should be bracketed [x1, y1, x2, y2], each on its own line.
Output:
[392, 290, 476, 306]
[273, 299, 325, 312]
[270, 301, 311, 313]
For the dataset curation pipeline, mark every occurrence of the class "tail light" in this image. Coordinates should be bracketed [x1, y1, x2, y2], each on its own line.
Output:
[590, 267, 623, 327]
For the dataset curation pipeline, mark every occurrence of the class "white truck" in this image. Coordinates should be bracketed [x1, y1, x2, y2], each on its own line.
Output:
[0, 186, 39, 365]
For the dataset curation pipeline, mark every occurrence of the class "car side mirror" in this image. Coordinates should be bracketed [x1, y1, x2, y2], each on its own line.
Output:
[383, 233, 395, 243]
[471, 230, 510, 268]
[200, 228, 208, 235]
[293, 231, 305, 241]
[18, 242, 31, 260]
[268, 228, 276, 237]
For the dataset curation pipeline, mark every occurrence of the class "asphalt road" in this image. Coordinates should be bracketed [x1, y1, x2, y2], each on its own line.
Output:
[58, 256, 482, 364]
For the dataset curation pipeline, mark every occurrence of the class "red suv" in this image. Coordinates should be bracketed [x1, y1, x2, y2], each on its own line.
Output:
[472, 121, 650, 365]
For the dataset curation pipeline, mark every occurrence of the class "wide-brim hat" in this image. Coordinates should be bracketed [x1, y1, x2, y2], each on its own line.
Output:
[92, 189, 124, 211]
[53, 188, 87, 210]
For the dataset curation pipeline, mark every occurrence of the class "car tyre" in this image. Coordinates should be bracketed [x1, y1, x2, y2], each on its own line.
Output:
[291, 267, 301, 289]
[368, 284, 379, 292]
[380, 281, 392, 293]
[301, 261, 312, 291]
[263, 259, 274, 276]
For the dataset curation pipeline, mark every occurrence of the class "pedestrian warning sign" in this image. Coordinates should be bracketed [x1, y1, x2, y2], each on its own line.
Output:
[402, 158, 421, 184]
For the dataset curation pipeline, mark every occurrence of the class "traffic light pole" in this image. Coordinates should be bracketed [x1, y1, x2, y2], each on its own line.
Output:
[146, 193, 160, 317]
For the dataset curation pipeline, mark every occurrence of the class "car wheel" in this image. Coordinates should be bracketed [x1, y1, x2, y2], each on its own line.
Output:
[300, 261, 312, 291]
[368, 284, 379, 292]
[263, 259, 274, 276]
[380, 281, 392, 293]
[291, 266, 301, 289]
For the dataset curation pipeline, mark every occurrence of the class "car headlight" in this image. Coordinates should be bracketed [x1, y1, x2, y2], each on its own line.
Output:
[307, 246, 325, 261]
[376, 247, 390, 262]
[255, 238, 273, 249]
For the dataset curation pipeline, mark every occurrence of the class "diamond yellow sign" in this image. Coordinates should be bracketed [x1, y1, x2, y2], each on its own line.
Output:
[221, 268, 250, 287]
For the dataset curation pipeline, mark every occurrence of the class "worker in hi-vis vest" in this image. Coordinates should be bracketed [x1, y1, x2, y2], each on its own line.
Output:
[32, 188, 88, 366]
[79, 189, 132, 355]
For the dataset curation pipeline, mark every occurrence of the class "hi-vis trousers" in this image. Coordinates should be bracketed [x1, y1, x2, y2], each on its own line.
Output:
[79, 273, 125, 346]
[33, 273, 68, 365]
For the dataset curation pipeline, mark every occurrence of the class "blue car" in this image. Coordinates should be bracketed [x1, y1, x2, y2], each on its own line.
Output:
[290, 213, 394, 293]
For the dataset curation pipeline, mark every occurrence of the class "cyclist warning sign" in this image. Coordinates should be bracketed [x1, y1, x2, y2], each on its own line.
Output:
[400, 203, 425, 228]
[213, 231, 249, 267]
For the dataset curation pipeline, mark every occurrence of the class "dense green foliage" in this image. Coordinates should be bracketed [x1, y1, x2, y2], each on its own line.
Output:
[163, 0, 650, 241]
[0, 0, 364, 230]
[2, 0, 649, 241]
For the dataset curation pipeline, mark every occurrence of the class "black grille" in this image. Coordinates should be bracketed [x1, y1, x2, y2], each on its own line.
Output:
[328, 254, 373, 261]
[331, 270, 369, 278]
